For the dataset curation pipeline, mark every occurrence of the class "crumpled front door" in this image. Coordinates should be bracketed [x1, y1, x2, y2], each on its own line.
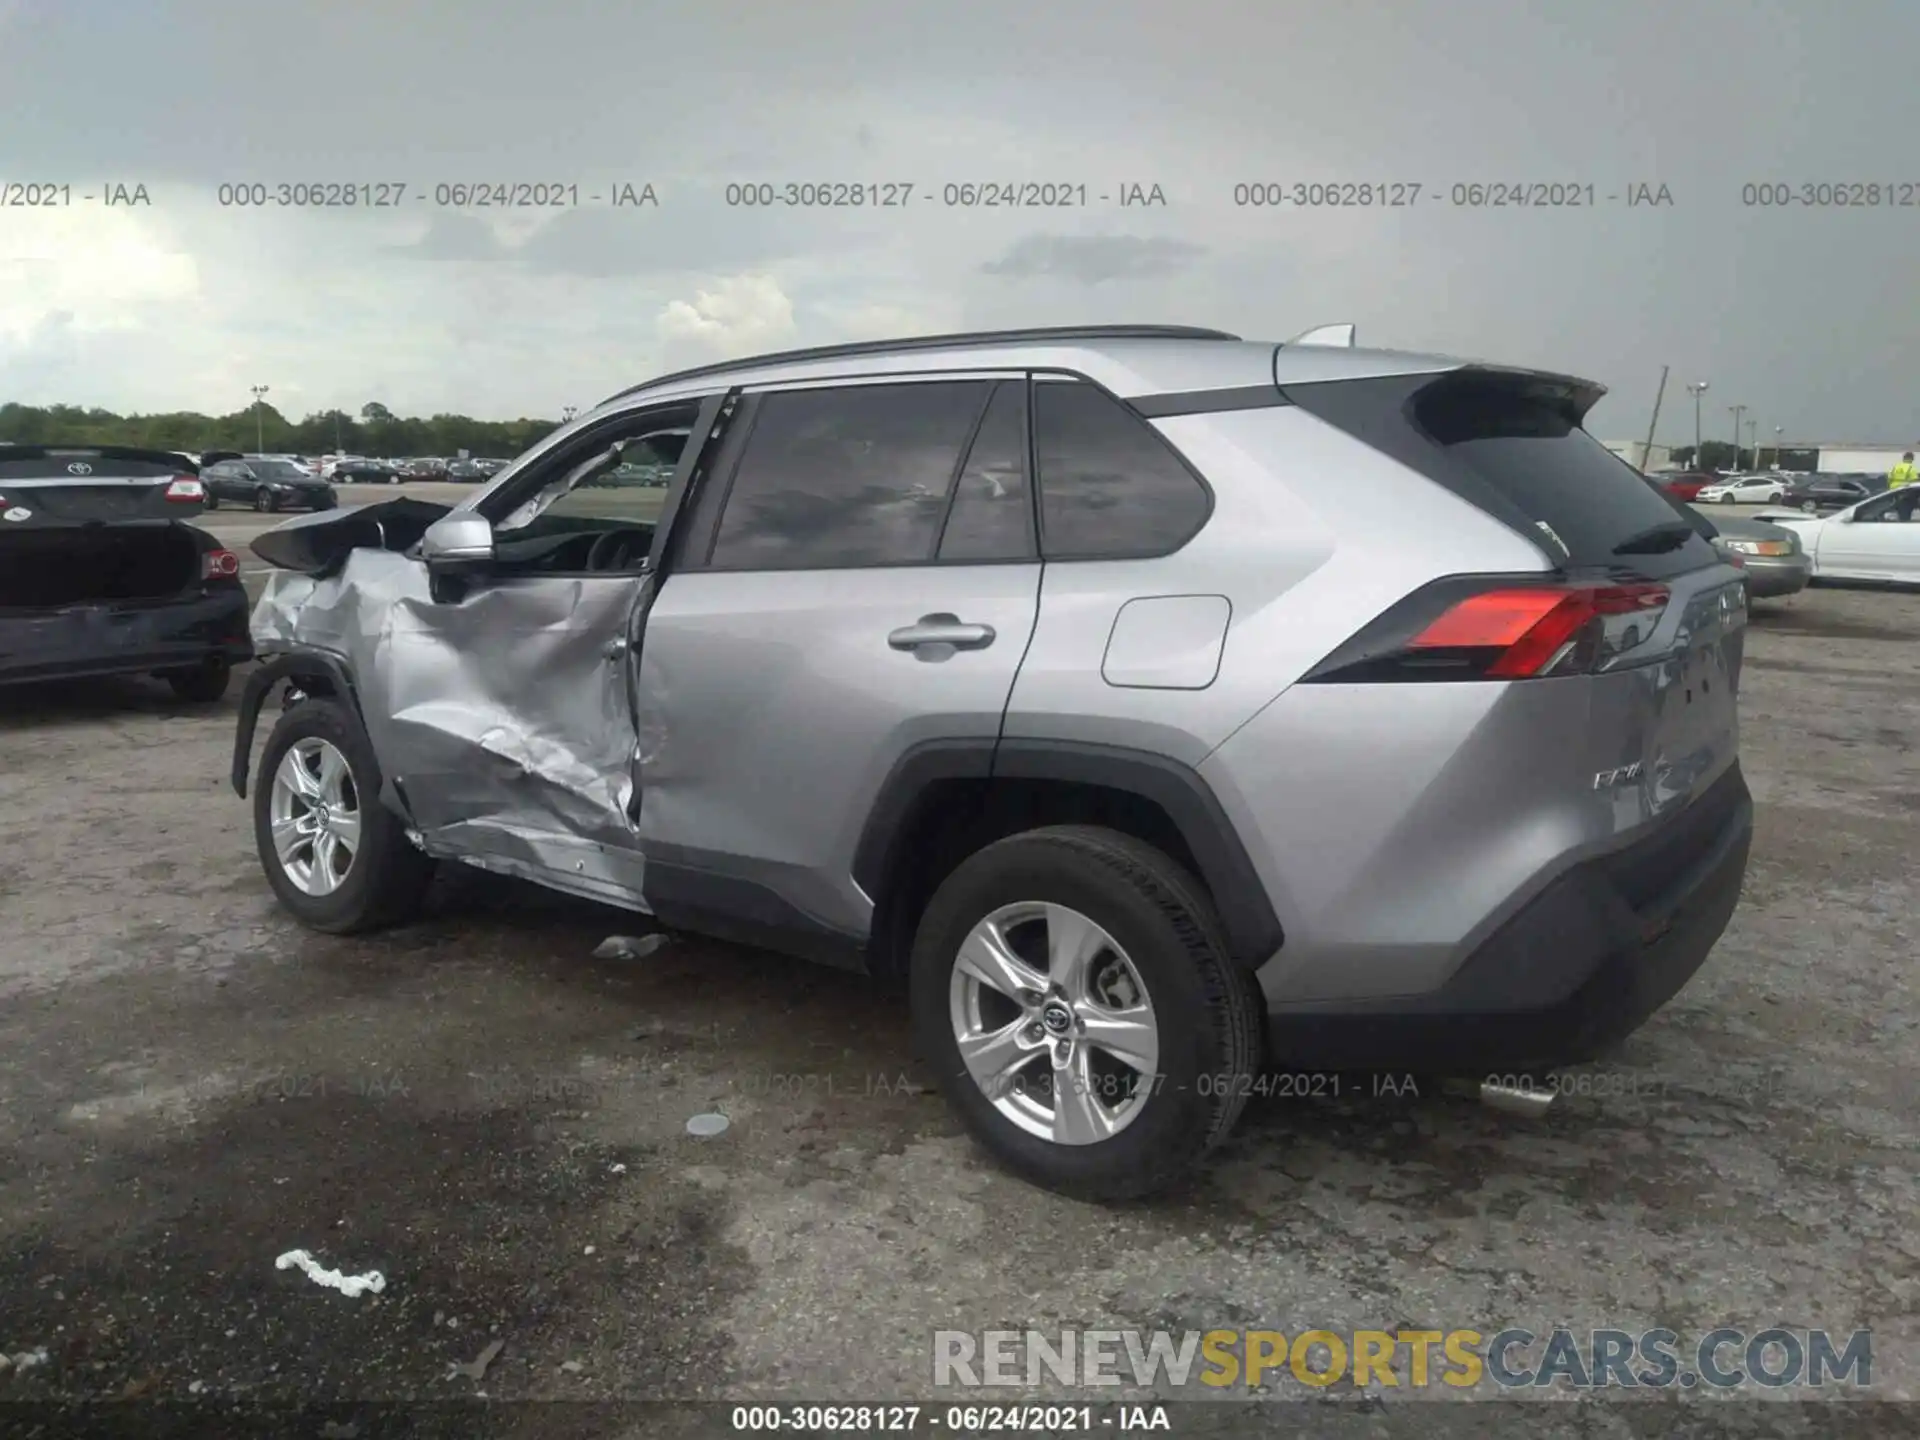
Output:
[361, 551, 651, 907]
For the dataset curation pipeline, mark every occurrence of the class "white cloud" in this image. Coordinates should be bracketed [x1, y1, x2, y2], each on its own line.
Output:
[0, 208, 199, 340]
[656, 275, 798, 369]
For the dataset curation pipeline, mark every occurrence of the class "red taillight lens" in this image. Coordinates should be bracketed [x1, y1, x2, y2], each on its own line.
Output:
[203, 548, 240, 579]
[164, 475, 205, 502]
[1409, 583, 1669, 678]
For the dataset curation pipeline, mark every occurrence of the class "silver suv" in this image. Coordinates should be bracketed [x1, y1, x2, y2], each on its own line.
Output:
[230, 325, 1753, 1199]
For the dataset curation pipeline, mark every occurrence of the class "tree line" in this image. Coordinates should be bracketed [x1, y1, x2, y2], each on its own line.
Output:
[0, 401, 564, 459]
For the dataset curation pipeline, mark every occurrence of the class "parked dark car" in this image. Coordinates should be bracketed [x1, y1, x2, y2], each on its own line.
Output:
[0, 445, 251, 699]
[203, 456, 338, 513]
[399, 457, 449, 481]
[474, 457, 510, 476]
[1777, 475, 1875, 513]
[330, 458, 403, 484]
[445, 459, 489, 482]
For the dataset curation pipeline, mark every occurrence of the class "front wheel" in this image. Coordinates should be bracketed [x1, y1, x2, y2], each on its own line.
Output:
[909, 825, 1262, 1201]
[254, 488, 277, 513]
[253, 699, 436, 933]
[204, 491, 220, 511]
[1801, 500, 1819, 513]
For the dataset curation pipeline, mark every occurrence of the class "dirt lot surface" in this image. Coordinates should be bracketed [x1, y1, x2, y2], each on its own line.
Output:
[0, 580, 1915, 1436]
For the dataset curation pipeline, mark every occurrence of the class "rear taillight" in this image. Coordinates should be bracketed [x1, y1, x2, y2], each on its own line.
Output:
[1305, 579, 1673, 683]
[203, 548, 240, 580]
[164, 475, 205, 502]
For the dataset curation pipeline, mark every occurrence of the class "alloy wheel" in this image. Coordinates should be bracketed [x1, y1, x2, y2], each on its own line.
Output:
[267, 737, 362, 896]
[948, 901, 1160, 1145]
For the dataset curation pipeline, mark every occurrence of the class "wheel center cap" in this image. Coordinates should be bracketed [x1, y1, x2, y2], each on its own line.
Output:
[1040, 1001, 1073, 1035]
[313, 803, 330, 827]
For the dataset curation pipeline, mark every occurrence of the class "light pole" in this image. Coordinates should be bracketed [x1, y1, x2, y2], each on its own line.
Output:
[562, 405, 577, 423]
[1686, 380, 1709, 466]
[1773, 425, 1783, 469]
[1745, 419, 1757, 469]
[1728, 404, 1746, 470]
[250, 385, 270, 452]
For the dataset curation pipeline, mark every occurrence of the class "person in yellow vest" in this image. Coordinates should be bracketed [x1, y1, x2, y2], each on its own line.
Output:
[1889, 452, 1919, 487]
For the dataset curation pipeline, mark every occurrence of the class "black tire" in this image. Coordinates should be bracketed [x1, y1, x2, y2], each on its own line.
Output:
[1800, 500, 1819, 512]
[909, 824, 1262, 1201]
[164, 657, 231, 703]
[204, 490, 220, 511]
[253, 698, 436, 934]
[254, 488, 277, 513]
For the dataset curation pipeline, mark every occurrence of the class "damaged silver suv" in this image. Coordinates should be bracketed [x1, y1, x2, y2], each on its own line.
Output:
[231, 324, 1753, 1199]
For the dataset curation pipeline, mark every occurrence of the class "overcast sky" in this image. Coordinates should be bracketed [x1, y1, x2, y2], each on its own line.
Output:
[2, 0, 1916, 445]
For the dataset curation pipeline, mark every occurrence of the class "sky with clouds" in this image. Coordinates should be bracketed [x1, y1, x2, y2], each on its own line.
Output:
[1, 0, 1916, 446]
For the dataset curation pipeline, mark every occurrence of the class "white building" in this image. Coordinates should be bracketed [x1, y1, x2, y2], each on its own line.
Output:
[1816, 445, 1913, 473]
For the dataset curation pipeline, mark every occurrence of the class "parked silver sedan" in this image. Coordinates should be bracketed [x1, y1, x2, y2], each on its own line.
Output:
[1709, 513, 1811, 598]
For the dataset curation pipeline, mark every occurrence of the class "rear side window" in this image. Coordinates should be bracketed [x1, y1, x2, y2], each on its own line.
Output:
[1034, 381, 1210, 558]
[706, 380, 992, 570]
[936, 380, 1035, 562]
[1288, 370, 1719, 580]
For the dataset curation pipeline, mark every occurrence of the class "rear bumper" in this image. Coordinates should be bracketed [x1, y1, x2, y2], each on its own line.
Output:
[0, 586, 253, 687]
[1263, 764, 1753, 1074]
[1741, 555, 1812, 598]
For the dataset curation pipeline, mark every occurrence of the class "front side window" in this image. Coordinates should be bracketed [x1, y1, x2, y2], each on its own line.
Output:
[1032, 380, 1210, 559]
[707, 380, 993, 570]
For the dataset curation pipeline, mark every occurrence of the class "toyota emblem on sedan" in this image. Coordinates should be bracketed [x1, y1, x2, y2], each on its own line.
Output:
[67, 462, 92, 475]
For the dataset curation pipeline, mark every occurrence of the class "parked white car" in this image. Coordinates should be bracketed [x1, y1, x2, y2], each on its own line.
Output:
[1698, 473, 1791, 505]
[1755, 487, 1920, 583]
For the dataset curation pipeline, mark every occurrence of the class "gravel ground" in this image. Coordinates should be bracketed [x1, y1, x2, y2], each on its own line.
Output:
[0, 580, 1915, 1438]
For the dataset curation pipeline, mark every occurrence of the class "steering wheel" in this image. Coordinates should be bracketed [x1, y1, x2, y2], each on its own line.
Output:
[584, 528, 653, 573]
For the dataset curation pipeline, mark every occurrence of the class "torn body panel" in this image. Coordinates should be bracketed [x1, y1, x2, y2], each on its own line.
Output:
[250, 541, 650, 911]
[249, 497, 452, 576]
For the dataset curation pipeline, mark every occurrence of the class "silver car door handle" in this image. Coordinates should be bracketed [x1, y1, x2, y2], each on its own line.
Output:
[888, 614, 996, 651]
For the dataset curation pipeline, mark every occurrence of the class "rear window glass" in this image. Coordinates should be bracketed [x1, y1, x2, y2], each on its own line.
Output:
[0, 450, 184, 478]
[1289, 371, 1719, 580]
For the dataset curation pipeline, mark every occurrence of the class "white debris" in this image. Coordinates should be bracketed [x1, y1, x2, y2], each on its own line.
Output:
[560, 1359, 584, 1373]
[686, 1112, 730, 1137]
[7, 1349, 48, 1371]
[610, 1163, 627, 1175]
[188, 1380, 205, 1394]
[447, 1338, 505, 1382]
[592, 933, 669, 961]
[583, 1245, 595, 1256]
[275, 1249, 386, 1297]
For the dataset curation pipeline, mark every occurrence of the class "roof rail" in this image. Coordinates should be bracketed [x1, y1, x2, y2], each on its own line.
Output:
[600, 324, 1242, 405]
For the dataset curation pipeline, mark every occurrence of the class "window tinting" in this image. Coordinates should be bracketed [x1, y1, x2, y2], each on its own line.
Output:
[1287, 371, 1718, 581]
[1033, 381, 1209, 558]
[937, 381, 1035, 562]
[708, 381, 991, 570]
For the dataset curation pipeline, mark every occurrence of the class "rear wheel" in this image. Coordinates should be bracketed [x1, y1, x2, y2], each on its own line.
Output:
[1801, 499, 1819, 513]
[204, 491, 220, 511]
[254, 488, 277, 513]
[164, 657, 231, 703]
[909, 825, 1261, 1201]
[254, 699, 436, 933]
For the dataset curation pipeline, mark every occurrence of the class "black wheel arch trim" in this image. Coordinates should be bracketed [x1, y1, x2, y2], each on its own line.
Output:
[231, 648, 366, 799]
[852, 736, 1284, 965]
